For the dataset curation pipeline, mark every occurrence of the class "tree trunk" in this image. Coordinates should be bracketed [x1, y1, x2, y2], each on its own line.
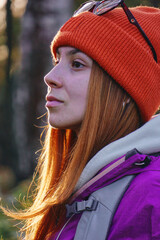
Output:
[13, 0, 73, 180]
[0, 0, 16, 169]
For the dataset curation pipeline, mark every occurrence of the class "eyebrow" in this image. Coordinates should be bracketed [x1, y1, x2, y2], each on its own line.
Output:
[56, 48, 82, 57]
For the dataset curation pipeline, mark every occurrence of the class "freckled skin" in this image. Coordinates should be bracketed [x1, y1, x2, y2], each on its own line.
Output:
[44, 46, 93, 133]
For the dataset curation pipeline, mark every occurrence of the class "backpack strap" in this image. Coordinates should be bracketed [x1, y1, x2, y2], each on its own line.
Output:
[73, 175, 135, 240]
[66, 198, 98, 218]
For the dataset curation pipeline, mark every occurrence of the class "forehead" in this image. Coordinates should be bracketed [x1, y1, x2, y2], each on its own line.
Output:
[53, 46, 93, 64]
[56, 46, 81, 56]
[54, 46, 89, 58]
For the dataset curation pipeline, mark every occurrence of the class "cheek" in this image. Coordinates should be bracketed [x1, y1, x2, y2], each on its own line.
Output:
[70, 93, 89, 127]
[69, 85, 89, 115]
[69, 77, 90, 103]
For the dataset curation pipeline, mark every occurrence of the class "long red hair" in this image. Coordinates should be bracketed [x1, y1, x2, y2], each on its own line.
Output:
[1, 61, 141, 239]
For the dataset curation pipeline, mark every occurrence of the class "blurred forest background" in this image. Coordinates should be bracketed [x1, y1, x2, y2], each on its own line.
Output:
[0, 0, 160, 239]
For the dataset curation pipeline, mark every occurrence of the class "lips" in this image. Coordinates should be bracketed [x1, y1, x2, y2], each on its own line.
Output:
[46, 95, 63, 108]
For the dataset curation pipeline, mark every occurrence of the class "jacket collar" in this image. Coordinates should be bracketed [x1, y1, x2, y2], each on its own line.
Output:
[72, 149, 160, 202]
[75, 115, 160, 191]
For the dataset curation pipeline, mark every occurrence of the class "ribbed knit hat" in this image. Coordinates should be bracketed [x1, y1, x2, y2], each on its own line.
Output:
[51, 6, 160, 122]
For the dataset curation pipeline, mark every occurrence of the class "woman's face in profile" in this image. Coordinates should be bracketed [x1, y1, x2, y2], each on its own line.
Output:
[44, 46, 92, 132]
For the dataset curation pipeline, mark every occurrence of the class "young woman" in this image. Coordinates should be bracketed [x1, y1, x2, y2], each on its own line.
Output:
[3, 0, 160, 239]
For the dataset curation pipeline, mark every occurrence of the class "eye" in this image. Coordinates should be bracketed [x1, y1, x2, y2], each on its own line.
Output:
[72, 60, 84, 69]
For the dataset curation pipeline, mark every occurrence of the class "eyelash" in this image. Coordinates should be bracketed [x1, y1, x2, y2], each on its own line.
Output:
[53, 58, 85, 69]
[54, 59, 59, 65]
[71, 60, 84, 69]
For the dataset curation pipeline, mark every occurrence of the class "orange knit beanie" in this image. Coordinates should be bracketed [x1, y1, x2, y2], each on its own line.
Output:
[51, 6, 160, 122]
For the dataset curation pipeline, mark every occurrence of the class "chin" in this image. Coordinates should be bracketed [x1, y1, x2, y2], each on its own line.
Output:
[48, 119, 81, 132]
[48, 121, 63, 129]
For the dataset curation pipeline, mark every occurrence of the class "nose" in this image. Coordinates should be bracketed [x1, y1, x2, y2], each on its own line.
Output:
[44, 67, 63, 88]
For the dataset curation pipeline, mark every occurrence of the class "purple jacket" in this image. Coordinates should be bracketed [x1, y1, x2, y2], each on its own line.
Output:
[51, 151, 160, 240]
[50, 116, 160, 240]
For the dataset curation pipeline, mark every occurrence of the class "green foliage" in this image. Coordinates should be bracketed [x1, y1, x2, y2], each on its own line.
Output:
[0, 214, 18, 240]
[0, 179, 32, 240]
